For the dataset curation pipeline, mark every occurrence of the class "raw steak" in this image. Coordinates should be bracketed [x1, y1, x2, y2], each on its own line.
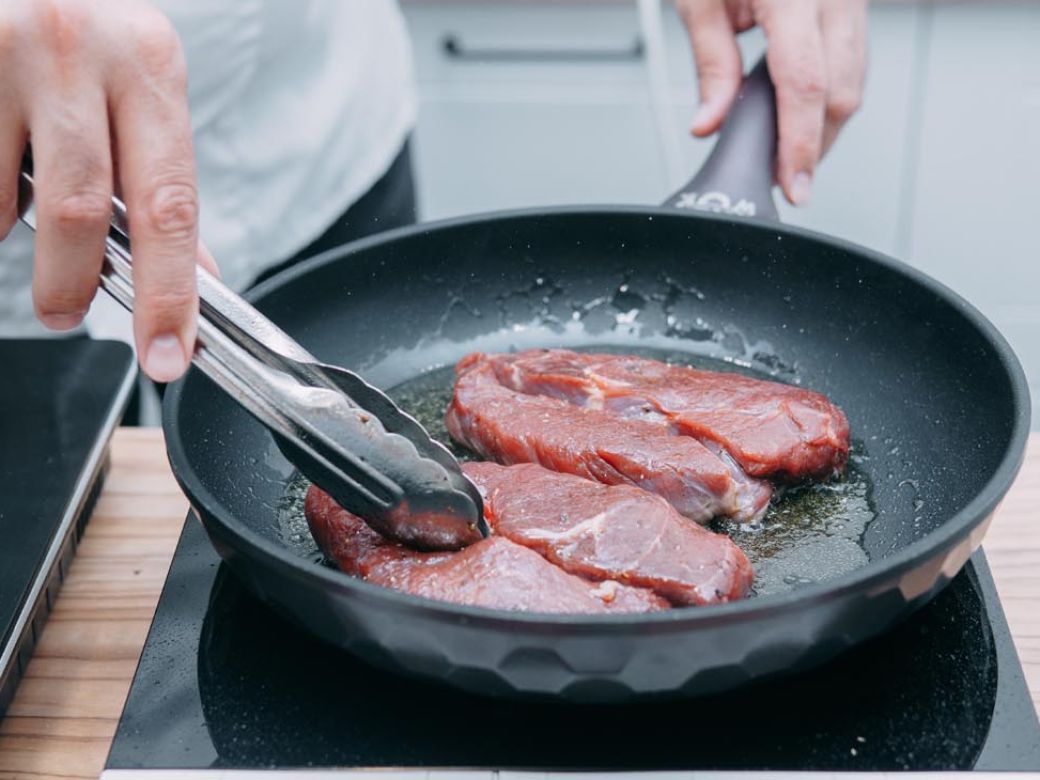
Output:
[485, 349, 850, 481]
[305, 484, 668, 614]
[468, 462, 754, 605]
[445, 356, 771, 523]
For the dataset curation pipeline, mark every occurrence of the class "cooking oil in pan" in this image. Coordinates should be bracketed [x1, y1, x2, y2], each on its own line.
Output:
[276, 475, 325, 564]
[276, 348, 876, 598]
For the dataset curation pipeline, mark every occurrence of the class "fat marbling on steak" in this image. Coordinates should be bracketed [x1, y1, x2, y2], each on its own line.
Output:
[306, 459, 754, 611]
[445, 355, 772, 524]
[468, 462, 753, 605]
[485, 349, 850, 481]
[305, 480, 669, 614]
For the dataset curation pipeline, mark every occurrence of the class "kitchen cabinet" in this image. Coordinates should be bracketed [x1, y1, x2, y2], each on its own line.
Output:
[907, 3, 1040, 415]
[406, 1, 919, 258]
[407, 3, 668, 213]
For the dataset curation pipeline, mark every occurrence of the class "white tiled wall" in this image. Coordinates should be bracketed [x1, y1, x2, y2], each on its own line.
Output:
[404, 1, 1040, 424]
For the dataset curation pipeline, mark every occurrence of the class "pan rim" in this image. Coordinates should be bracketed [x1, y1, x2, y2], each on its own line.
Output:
[164, 204, 1032, 628]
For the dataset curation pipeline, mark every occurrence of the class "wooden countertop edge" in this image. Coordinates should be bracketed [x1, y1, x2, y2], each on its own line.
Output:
[0, 426, 1035, 780]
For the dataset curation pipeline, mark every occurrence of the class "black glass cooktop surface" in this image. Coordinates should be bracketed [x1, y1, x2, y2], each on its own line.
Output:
[0, 338, 135, 715]
[106, 514, 1040, 773]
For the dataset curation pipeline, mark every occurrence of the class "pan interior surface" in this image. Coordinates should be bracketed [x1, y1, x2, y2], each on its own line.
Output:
[276, 351, 877, 598]
[168, 209, 1025, 618]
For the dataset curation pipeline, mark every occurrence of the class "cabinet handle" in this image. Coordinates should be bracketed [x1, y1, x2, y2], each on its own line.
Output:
[441, 34, 644, 63]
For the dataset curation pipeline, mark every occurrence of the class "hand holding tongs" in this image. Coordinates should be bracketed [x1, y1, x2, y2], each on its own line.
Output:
[16, 155, 487, 551]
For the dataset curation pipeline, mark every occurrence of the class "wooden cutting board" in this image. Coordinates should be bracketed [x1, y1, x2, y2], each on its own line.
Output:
[0, 427, 1036, 780]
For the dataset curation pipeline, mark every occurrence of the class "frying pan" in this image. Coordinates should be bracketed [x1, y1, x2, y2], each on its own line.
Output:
[163, 62, 1030, 701]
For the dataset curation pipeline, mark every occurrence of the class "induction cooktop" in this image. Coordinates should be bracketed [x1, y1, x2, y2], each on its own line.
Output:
[0, 338, 136, 716]
[103, 512, 1040, 777]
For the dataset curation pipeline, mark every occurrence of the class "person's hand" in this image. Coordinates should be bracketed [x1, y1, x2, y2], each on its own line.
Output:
[1, 0, 216, 381]
[676, 0, 868, 206]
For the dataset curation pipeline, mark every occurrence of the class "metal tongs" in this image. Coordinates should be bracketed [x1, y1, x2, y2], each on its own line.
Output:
[16, 156, 487, 551]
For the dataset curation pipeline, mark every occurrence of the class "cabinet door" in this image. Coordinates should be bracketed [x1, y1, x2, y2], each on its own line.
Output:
[412, 96, 668, 218]
[907, 3, 1040, 417]
[408, 2, 918, 251]
[405, 3, 668, 219]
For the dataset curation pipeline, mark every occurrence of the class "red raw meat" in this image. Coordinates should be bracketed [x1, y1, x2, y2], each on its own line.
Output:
[305, 484, 668, 614]
[468, 462, 753, 605]
[486, 349, 850, 481]
[445, 356, 771, 523]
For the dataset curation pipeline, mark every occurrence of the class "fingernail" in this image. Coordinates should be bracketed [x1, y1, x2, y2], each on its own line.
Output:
[41, 311, 86, 331]
[144, 333, 188, 382]
[790, 172, 813, 206]
[690, 103, 709, 129]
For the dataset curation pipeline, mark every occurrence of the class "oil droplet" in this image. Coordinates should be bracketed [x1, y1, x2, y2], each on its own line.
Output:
[782, 574, 816, 587]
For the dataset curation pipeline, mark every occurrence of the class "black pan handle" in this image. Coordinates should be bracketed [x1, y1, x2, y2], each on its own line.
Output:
[663, 57, 779, 222]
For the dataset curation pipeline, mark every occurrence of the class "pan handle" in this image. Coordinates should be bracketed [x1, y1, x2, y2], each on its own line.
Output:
[662, 57, 779, 222]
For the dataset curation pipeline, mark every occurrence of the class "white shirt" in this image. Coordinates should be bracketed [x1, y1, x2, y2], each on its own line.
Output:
[0, 0, 416, 338]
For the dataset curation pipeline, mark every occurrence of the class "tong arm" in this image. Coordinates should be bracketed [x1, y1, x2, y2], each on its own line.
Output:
[16, 160, 487, 550]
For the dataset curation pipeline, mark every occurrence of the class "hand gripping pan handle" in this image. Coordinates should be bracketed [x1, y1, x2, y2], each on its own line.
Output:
[664, 57, 780, 221]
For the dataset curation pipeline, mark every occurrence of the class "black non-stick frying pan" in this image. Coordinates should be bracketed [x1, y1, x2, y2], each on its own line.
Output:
[163, 62, 1030, 702]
